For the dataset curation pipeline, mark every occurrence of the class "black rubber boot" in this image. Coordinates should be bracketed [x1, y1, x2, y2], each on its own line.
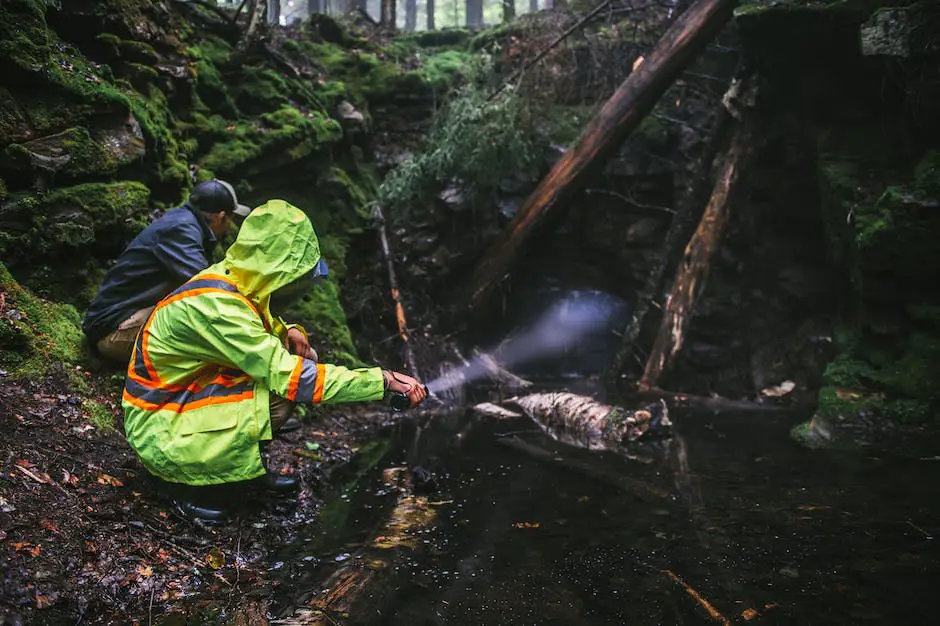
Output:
[175, 498, 228, 522]
[278, 415, 302, 433]
[258, 472, 299, 492]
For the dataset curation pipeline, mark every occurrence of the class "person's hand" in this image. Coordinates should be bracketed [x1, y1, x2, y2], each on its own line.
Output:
[286, 328, 316, 360]
[382, 370, 428, 408]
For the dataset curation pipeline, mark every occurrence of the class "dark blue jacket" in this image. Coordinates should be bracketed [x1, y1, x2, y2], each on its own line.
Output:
[83, 203, 217, 342]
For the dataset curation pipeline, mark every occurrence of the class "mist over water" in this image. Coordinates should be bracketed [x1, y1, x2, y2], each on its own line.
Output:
[426, 290, 628, 394]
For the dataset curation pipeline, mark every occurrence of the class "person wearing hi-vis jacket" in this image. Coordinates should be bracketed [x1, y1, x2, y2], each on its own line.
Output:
[122, 199, 427, 520]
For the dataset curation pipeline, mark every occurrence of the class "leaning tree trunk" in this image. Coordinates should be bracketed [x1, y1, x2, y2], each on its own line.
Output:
[459, 0, 739, 318]
[428, 0, 436, 28]
[637, 119, 753, 391]
[380, 0, 396, 27]
[466, 0, 483, 27]
[503, 0, 515, 21]
[530, 0, 538, 11]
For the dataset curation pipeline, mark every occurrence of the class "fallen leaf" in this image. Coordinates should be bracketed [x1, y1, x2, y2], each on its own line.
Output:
[206, 547, 225, 570]
[293, 447, 322, 459]
[305, 441, 320, 451]
[97, 473, 124, 487]
[40, 520, 57, 533]
[0, 529, 6, 540]
[14, 459, 32, 467]
[13, 542, 41, 557]
[15, 465, 48, 484]
[513, 521, 540, 529]
[61, 470, 79, 487]
[633, 55, 645, 71]
[138, 563, 153, 578]
[835, 389, 862, 400]
[83, 540, 97, 554]
[35, 592, 53, 609]
[742, 608, 759, 620]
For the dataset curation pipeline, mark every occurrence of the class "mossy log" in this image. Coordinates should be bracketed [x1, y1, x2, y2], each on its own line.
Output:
[461, 0, 738, 318]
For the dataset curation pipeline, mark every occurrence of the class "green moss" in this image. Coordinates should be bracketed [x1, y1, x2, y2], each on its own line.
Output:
[199, 106, 341, 175]
[3, 127, 123, 177]
[914, 150, 940, 197]
[0, 87, 27, 146]
[0, 261, 84, 375]
[415, 50, 472, 92]
[285, 280, 360, 367]
[0, 177, 6, 201]
[83, 399, 116, 431]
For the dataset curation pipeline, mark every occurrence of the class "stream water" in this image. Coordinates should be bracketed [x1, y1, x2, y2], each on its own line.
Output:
[268, 397, 940, 625]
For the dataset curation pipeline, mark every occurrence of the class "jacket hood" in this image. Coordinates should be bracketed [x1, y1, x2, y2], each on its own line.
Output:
[221, 199, 320, 302]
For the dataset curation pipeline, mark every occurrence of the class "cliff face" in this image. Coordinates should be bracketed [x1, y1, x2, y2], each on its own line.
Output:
[0, 0, 466, 372]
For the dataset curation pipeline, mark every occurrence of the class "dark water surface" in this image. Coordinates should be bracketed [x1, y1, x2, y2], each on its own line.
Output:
[271, 404, 940, 625]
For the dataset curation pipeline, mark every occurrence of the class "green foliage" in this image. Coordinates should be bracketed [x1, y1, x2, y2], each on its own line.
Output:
[379, 55, 538, 214]
[0, 261, 85, 375]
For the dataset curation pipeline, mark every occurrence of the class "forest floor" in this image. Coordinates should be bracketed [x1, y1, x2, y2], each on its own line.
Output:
[0, 366, 399, 625]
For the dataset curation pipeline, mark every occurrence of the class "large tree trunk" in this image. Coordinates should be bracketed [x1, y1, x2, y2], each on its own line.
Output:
[503, 0, 515, 21]
[459, 0, 738, 318]
[529, 0, 538, 12]
[466, 0, 483, 27]
[238, 0, 268, 52]
[427, 0, 435, 28]
[266, 0, 280, 23]
[637, 119, 752, 391]
[405, 0, 417, 29]
[380, 0, 396, 27]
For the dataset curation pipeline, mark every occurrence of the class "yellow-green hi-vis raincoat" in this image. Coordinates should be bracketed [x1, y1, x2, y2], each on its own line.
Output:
[122, 199, 384, 486]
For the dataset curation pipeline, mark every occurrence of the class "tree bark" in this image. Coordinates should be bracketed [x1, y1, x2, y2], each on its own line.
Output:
[466, 0, 483, 27]
[266, 0, 279, 23]
[529, 0, 538, 12]
[605, 107, 731, 387]
[238, 0, 267, 52]
[502, 0, 515, 21]
[405, 0, 417, 29]
[427, 0, 435, 28]
[459, 0, 738, 318]
[380, 0, 396, 28]
[637, 119, 752, 391]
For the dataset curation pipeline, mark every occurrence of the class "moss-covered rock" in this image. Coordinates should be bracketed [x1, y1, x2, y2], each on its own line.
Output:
[285, 280, 361, 367]
[0, 261, 84, 375]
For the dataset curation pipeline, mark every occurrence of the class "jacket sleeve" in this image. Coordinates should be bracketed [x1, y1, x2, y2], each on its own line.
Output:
[181, 292, 384, 404]
[153, 222, 211, 283]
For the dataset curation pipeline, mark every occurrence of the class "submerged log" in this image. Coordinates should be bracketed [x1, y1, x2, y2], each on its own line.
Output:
[480, 392, 672, 452]
[638, 119, 753, 390]
[461, 0, 738, 317]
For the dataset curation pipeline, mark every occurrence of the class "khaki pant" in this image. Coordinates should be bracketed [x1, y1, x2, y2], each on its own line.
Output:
[269, 393, 295, 432]
[96, 306, 155, 364]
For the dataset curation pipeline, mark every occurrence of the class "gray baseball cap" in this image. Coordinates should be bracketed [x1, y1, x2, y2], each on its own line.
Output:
[216, 179, 252, 217]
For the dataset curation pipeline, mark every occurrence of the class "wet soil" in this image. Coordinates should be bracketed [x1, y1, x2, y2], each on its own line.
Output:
[0, 367, 401, 625]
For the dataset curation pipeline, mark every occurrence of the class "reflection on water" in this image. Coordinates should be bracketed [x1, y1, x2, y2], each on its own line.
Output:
[272, 404, 940, 625]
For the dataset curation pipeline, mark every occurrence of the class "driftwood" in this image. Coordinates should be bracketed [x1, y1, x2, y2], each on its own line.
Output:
[633, 387, 795, 414]
[638, 118, 753, 390]
[372, 205, 419, 377]
[478, 392, 672, 452]
[272, 467, 436, 625]
[461, 0, 738, 318]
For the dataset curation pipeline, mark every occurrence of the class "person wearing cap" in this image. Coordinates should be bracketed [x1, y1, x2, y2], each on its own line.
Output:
[121, 199, 427, 520]
[83, 179, 252, 363]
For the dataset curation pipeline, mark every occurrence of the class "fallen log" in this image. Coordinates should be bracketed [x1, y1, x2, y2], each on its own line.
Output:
[272, 467, 436, 625]
[638, 117, 753, 390]
[461, 0, 739, 318]
[606, 105, 732, 385]
[479, 392, 672, 452]
[632, 387, 795, 414]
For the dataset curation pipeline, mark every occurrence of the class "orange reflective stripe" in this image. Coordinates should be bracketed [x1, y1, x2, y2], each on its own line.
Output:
[312, 363, 326, 403]
[130, 287, 259, 390]
[286, 356, 303, 402]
